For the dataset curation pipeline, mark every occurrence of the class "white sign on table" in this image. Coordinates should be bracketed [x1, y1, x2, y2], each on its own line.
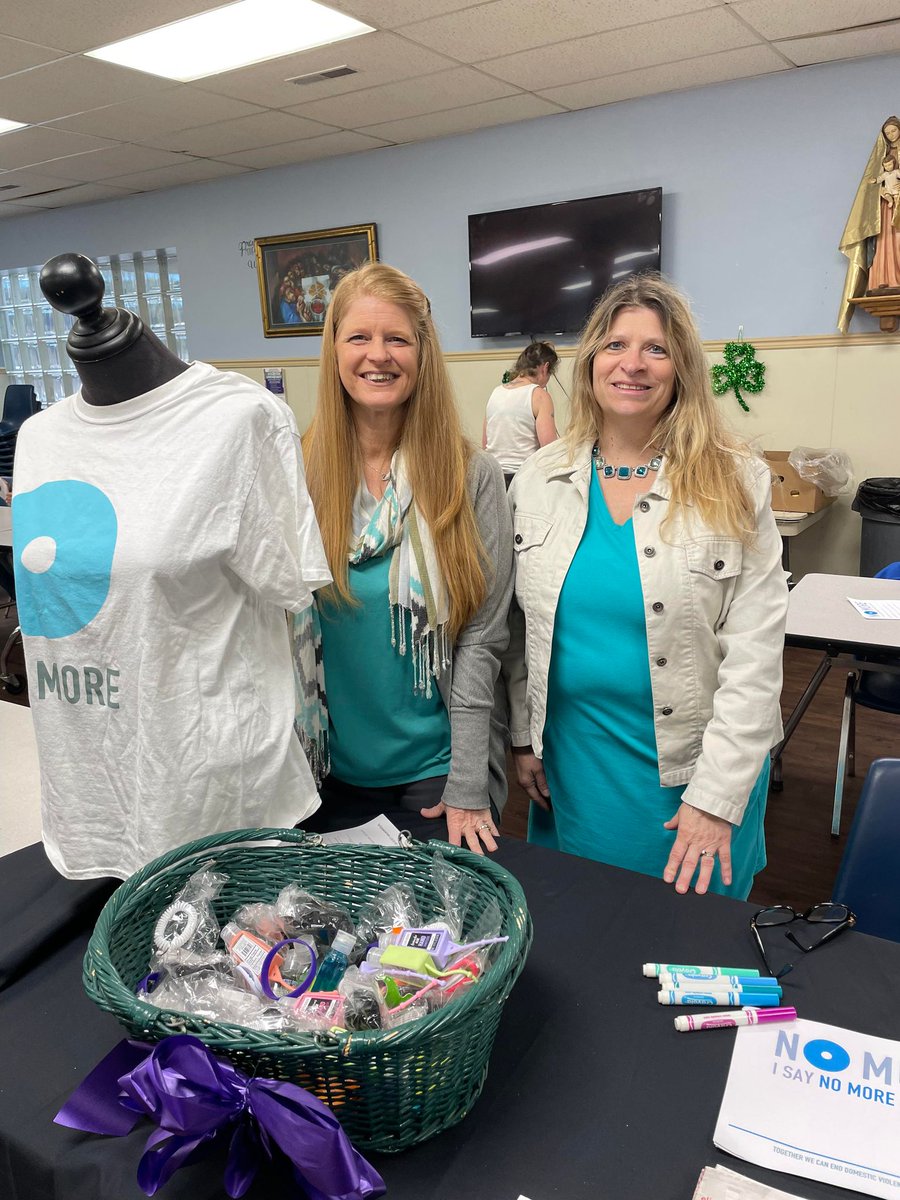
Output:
[714, 1019, 900, 1198]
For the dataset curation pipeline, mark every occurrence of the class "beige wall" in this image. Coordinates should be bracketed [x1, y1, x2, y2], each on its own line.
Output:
[215, 333, 900, 582]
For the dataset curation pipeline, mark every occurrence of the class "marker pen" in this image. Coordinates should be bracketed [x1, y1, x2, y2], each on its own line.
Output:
[643, 963, 761, 979]
[675, 1006, 797, 1031]
[659, 972, 781, 990]
[658, 989, 782, 1007]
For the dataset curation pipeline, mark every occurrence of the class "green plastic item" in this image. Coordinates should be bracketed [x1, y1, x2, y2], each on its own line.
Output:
[83, 827, 532, 1154]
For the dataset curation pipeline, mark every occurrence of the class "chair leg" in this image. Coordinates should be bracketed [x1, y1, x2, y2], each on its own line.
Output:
[833, 673, 856, 838]
[848, 680, 857, 778]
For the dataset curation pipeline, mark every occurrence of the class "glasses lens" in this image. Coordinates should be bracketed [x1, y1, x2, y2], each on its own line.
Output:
[755, 906, 795, 927]
[807, 903, 850, 924]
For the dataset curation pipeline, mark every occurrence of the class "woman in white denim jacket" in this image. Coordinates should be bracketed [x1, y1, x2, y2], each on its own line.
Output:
[507, 275, 788, 898]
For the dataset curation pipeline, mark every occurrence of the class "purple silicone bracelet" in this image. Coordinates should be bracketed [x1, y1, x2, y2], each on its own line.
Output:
[260, 937, 318, 1001]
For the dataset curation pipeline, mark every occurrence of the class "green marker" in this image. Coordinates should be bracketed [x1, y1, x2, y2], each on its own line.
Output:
[643, 963, 761, 980]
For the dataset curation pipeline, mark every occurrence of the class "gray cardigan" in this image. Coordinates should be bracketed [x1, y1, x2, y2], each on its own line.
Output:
[435, 449, 514, 814]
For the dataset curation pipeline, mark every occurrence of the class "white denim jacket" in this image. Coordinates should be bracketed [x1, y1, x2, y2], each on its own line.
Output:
[507, 440, 789, 826]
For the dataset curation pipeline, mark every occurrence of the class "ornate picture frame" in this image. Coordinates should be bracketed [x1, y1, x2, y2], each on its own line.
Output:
[254, 223, 378, 337]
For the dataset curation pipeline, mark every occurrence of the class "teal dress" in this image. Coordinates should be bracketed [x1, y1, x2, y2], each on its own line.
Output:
[318, 554, 451, 787]
[529, 468, 767, 899]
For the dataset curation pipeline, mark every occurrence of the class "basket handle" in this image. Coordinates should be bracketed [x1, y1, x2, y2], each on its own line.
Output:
[123, 826, 319, 895]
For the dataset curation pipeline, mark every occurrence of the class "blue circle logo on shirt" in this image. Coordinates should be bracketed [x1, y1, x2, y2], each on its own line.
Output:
[13, 480, 117, 638]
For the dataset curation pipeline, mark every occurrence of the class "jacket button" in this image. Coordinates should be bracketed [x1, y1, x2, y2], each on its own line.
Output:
[661, 706, 673, 716]
[643, 546, 655, 557]
[652, 601, 664, 613]
[656, 657, 668, 667]
[714, 559, 725, 571]
[514, 534, 523, 545]
[639, 501, 650, 512]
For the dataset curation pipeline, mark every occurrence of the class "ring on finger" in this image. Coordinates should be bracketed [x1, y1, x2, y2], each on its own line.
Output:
[699, 848, 714, 858]
[477, 821, 491, 832]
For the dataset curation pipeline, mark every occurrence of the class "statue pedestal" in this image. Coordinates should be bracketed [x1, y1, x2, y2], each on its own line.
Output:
[849, 291, 900, 331]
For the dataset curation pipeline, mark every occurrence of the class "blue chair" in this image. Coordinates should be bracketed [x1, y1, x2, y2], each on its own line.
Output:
[831, 561, 900, 837]
[833, 757, 900, 941]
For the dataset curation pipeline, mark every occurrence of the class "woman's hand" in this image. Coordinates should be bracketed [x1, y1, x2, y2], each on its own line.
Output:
[511, 746, 551, 811]
[662, 802, 732, 894]
[419, 801, 499, 855]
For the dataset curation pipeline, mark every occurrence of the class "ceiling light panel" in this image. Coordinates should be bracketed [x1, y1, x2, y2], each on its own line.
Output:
[86, 0, 374, 82]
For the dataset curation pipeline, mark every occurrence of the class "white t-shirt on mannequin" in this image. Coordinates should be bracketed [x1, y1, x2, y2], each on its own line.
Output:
[12, 361, 331, 879]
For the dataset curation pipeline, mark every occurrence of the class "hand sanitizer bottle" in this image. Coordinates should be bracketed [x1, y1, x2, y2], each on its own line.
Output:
[310, 930, 356, 993]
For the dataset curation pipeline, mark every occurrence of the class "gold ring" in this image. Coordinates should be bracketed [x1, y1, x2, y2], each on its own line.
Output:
[477, 821, 491, 831]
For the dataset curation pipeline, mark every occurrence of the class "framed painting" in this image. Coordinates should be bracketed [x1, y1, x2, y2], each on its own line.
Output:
[254, 223, 378, 337]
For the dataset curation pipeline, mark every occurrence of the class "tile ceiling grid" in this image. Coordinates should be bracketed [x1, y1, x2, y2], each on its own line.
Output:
[0, 0, 897, 214]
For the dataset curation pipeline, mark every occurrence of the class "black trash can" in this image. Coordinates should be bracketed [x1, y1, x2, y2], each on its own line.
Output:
[852, 478, 900, 576]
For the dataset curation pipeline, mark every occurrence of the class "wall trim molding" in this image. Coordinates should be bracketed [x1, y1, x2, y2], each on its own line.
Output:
[214, 330, 900, 370]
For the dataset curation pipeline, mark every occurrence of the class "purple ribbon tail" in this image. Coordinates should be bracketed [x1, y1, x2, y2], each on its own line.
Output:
[249, 1079, 386, 1200]
[54, 1039, 152, 1136]
[137, 1127, 218, 1196]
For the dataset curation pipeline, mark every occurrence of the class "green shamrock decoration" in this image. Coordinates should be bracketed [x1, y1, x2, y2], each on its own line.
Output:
[710, 339, 766, 413]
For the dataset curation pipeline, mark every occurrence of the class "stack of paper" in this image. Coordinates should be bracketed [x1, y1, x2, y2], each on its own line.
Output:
[693, 1165, 806, 1199]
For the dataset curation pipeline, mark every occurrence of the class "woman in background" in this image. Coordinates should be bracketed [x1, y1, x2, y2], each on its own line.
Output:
[508, 274, 788, 898]
[297, 263, 513, 854]
[484, 341, 559, 487]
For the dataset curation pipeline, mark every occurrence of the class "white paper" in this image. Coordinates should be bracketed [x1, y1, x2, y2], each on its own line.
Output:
[714, 1019, 900, 1198]
[693, 1164, 807, 1200]
[847, 597, 900, 620]
[319, 814, 404, 847]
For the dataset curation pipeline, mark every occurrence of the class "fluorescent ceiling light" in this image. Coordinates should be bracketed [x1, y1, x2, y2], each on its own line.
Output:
[613, 249, 658, 264]
[0, 117, 27, 134]
[472, 236, 571, 267]
[86, 0, 374, 82]
[561, 280, 592, 291]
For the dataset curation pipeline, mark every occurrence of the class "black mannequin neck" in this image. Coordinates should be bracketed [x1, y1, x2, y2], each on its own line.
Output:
[76, 327, 190, 407]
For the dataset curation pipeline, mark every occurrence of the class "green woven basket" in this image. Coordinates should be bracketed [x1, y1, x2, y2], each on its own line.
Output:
[84, 827, 532, 1153]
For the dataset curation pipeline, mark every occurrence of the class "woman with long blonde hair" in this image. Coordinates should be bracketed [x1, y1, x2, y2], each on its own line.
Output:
[508, 273, 788, 897]
[297, 262, 513, 853]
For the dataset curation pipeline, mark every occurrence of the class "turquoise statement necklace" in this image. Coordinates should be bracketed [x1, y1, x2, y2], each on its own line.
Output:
[592, 443, 663, 481]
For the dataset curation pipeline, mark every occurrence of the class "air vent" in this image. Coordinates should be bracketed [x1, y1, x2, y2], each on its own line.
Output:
[287, 65, 357, 85]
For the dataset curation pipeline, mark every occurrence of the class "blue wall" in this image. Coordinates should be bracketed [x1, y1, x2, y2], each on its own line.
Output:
[1, 52, 897, 359]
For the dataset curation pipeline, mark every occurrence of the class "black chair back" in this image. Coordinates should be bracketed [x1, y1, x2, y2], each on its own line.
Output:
[833, 757, 900, 941]
[0, 385, 39, 435]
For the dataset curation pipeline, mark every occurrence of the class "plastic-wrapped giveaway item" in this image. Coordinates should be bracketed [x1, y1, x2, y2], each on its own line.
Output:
[354, 883, 421, 948]
[274, 883, 354, 948]
[145, 966, 287, 1033]
[788, 447, 854, 497]
[152, 866, 228, 967]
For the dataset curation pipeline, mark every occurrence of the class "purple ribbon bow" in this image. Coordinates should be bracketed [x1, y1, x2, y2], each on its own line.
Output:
[54, 1035, 386, 1200]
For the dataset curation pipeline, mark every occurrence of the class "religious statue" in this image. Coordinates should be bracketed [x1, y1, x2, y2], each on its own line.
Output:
[838, 116, 900, 332]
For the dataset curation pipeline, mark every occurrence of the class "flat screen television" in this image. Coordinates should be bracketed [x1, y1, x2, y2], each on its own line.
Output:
[468, 187, 662, 338]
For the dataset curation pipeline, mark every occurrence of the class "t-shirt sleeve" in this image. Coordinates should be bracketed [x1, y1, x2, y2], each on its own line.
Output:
[228, 423, 331, 611]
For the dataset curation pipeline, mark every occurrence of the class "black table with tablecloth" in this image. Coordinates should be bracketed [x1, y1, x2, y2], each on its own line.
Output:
[1, 836, 898, 1200]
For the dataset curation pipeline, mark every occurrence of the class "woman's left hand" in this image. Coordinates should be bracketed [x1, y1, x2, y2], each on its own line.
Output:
[419, 801, 499, 855]
[662, 802, 733, 894]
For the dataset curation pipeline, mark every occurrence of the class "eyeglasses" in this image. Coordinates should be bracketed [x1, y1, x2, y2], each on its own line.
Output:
[750, 902, 856, 980]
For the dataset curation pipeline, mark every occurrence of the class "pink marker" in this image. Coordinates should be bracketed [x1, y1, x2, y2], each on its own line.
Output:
[674, 1005, 797, 1032]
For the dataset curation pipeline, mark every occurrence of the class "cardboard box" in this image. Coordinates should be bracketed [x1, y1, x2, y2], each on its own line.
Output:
[764, 451, 836, 513]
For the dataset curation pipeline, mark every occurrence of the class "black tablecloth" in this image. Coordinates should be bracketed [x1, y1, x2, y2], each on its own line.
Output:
[2, 837, 898, 1200]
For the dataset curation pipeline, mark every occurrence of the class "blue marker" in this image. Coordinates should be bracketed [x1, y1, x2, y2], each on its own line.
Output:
[658, 989, 782, 1007]
[643, 963, 761, 979]
[660, 972, 782, 990]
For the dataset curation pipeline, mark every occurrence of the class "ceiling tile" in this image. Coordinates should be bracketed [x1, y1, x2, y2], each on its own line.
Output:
[45, 86, 265, 140]
[288, 67, 516, 127]
[362, 93, 566, 143]
[0, 0, 221, 54]
[215, 129, 390, 169]
[0, 202, 45, 219]
[539, 43, 789, 108]
[729, 0, 900, 41]
[0, 56, 164, 125]
[103, 159, 252, 191]
[0, 125, 116, 172]
[35, 144, 200, 183]
[198, 31, 456, 107]
[139, 110, 339, 155]
[774, 21, 900, 65]
[399, 0, 719, 63]
[329, 0, 478, 27]
[21, 181, 134, 208]
[0, 35, 67, 81]
[476, 6, 760, 90]
[0, 167, 93, 199]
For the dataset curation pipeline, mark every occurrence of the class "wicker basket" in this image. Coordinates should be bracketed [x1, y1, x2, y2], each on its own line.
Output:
[84, 827, 532, 1153]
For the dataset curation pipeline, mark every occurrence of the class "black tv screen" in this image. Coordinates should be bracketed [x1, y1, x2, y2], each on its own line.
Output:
[468, 187, 662, 338]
